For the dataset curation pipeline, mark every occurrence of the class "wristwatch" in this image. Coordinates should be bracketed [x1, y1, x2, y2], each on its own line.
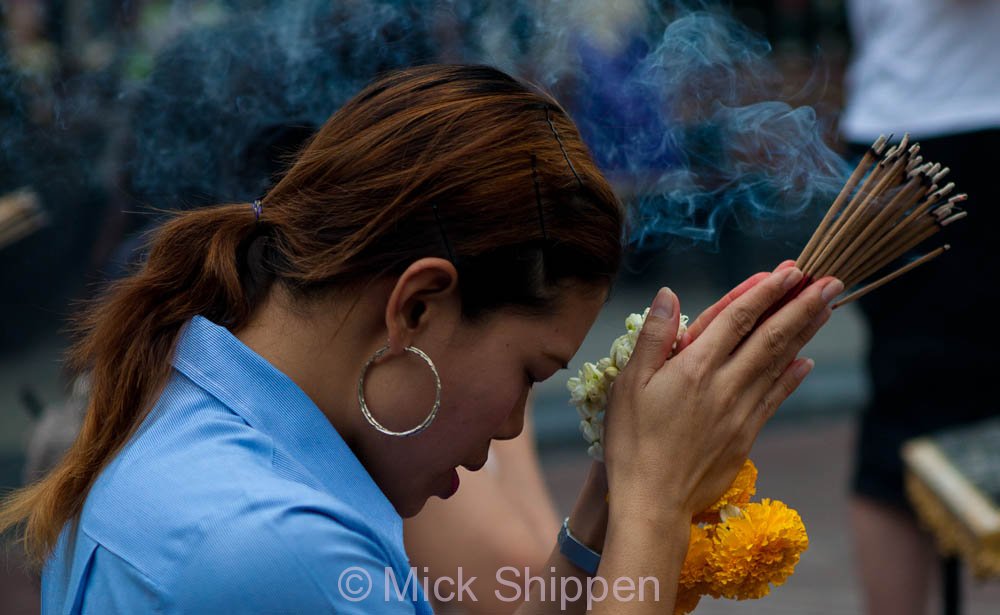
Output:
[557, 517, 601, 575]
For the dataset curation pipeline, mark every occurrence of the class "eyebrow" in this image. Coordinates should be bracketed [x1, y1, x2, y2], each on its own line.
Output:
[543, 350, 570, 370]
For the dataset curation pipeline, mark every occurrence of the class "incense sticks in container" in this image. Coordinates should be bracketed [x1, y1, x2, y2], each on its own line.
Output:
[793, 134, 968, 309]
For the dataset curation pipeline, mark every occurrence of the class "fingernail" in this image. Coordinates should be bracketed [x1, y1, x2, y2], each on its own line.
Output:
[781, 268, 803, 291]
[650, 287, 674, 319]
[821, 279, 845, 303]
[794, 358, 815, 379]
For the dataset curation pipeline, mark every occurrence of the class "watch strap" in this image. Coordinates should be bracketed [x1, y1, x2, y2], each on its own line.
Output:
[557, 516, 601, 575]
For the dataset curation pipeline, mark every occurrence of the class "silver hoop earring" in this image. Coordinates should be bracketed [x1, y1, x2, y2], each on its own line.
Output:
[357, 344, 441, 437]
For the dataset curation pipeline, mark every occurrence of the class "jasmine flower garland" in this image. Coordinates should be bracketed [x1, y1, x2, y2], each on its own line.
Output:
[566, 308, 688, 461]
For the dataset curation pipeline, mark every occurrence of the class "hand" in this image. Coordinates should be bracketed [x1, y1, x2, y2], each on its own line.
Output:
[603, 267, 842, 521]
[676, 260, 797, 352]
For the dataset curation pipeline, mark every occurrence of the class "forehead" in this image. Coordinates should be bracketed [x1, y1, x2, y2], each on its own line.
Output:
[502, 285, 606, 349]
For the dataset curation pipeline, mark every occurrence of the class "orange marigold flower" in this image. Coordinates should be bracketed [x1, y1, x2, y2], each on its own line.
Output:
[678, 524, 714, 591]
[706, 498, 809, 600]
[693, 459, 758, 524]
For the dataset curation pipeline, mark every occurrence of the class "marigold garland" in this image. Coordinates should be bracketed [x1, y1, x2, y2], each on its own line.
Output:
[567, 308, 809, 614]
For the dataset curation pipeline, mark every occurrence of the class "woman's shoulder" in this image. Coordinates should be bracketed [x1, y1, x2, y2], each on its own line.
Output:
[151, 497, 409, 613]
[78, 389, 349, 570]
[65, 366, 425, 611]
[75, 430, 414, 612]
[65, 494, 415, 614]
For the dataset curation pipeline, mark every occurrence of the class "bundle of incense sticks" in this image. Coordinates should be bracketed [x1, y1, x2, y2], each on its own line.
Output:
[791, 133, 967, 309]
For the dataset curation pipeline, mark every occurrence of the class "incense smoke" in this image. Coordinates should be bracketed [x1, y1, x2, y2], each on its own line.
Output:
[3, 0, 850, 259]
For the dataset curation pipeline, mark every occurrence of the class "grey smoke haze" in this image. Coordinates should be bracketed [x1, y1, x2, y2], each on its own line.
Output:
[3, 0, 849, 257]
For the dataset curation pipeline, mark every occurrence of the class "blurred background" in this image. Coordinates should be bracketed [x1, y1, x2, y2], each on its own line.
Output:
[1, 1, 997, 613]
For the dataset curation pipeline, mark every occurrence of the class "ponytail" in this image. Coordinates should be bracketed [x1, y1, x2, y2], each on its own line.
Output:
[0, 204, 261, 567]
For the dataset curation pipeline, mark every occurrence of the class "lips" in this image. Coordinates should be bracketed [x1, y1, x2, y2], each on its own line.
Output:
[443, 468, 460, 498]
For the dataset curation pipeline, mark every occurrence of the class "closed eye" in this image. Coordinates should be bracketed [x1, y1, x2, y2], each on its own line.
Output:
[527, 366, 568, 386]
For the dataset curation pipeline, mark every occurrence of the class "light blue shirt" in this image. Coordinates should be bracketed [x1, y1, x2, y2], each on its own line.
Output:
[43, 315, 432, 614]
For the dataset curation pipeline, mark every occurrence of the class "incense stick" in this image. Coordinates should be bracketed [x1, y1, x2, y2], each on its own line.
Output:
[796, 135, 888, 269]
[786, 134, 970, 308]
[832, 245, 950, 309]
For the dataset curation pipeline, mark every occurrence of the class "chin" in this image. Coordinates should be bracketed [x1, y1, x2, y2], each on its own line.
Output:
[397, 497, 429, 519]
[392, 492, 430, 519]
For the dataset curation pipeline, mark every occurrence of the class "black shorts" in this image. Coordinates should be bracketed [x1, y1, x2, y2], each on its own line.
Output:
[847, 128, 1000, 514]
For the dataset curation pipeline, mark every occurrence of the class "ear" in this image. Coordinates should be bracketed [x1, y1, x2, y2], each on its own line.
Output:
[384, 257, 460, 356]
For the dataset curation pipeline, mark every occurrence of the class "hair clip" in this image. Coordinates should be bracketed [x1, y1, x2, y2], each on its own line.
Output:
[544, 106, 584, 189]
[431, 202, 455, 262]
[251, 199, 263, 222]
[530, 154, 548, 241]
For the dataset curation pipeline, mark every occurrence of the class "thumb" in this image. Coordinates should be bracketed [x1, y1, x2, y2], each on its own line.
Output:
[630, 287, 680, 384]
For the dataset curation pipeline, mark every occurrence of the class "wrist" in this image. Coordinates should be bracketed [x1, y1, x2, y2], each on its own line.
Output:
[568, 461, 609, 552]
[605, 503, 691, 564]
[608, 492, 690, 541]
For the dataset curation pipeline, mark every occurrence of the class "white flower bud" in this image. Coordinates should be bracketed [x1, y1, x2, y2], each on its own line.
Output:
[609, 334, 633, 368]
[580, 419, 600, 443]
[720, 504, 743, 522]
[567, 376, 586, 403]
[587, 441, 605, 462]
[585, 399, 605, 419]
[582, 362, 602, 387]
[625, 310, 646, 334]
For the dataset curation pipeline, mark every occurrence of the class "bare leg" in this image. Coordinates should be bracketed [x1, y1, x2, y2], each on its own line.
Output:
[850, 494, 938, 615]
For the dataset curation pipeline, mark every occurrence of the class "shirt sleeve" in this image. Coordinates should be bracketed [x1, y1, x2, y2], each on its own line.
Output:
[165, 505, 424, 614]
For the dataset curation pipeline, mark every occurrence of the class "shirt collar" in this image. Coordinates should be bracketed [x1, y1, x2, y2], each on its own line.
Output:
[171, 315, 402, 542]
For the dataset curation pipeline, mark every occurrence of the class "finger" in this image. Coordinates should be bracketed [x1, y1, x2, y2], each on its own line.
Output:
[730, 277, 840, 387]
[691, 267, 804, 363]
[678, 260, 797, 351]
[677, 272, 770, 352]
[742, 308, 830, 406]
[747, 357, 814, 432]
[629, 287, 681, 384]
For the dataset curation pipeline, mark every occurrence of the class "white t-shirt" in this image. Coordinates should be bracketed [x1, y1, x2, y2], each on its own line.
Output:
[841, 0, 1000, 142]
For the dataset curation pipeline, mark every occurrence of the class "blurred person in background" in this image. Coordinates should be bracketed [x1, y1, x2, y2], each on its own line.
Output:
[841, 1, 1000, 613]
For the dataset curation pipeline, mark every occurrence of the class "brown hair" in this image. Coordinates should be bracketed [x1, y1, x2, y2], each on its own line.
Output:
[0, 64, 622, 566]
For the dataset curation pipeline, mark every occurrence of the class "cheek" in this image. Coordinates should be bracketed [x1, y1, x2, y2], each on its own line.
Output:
[441, 367, 526, 433]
